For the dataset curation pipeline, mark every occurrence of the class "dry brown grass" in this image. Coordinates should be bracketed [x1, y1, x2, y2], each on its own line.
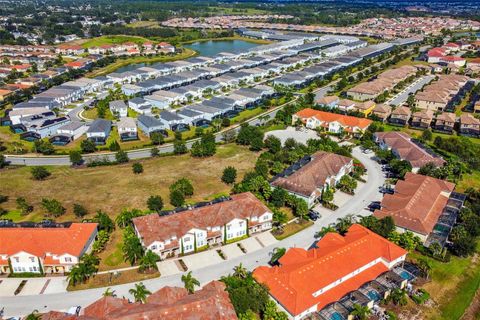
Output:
[0, 144, 258, 222]
[68, 268, 159, 291]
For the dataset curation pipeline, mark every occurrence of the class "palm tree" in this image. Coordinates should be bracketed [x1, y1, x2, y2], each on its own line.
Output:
[417, 257, 432, 280]
[129, 282, 151, 304]
[350, 303, 371, 320]
[336, 214, 356, 234]
[181, 271, 200, 294]
[233, 263, 248, 279]
[25, 310, 41, 320]
[389, 288, 408, 306]
[139, 250, 160, 273]
[103, 287, 116, 297]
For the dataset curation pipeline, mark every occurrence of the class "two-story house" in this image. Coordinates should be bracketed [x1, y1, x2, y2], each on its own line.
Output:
[0, 223, 98, 275]
[132, 192, 273, 259]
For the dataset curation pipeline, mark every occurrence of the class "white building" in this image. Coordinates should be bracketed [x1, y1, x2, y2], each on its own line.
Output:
[132, 192, 273, 259]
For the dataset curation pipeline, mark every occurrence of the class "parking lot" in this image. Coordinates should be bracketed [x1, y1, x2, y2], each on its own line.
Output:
[265, 126, 319, 145]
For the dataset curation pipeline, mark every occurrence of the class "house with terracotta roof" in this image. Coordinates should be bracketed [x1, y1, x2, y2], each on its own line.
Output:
[410, 110, 434, 130]
[388, 106, 411, 126]
[459, 113, 480, 137]
[253, 224, 407, 320]
[337, 99, 356, 113]
[374, 131, 445, 171]
[352, 100, 376, 116]
[371, 104, 392, 122]
[132, 192, 272, 259]
[374, 172, 455, 241]
[434, 112, 456, 134]
[292, 108, 372, 136]
[41, 281, 237, 320]
[315, 95, 339, 108]
[0, 223, 98, 275]
[271, 151, 353, 207]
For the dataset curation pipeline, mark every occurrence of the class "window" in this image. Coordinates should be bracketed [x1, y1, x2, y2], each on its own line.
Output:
[14, 257, 19, 263]
[184, 237, 190, 242]
[65, 257, 72, 263]
[29, 257, 35, 263]
[227, 225, 231, 230]
[151, 245, 157, 250]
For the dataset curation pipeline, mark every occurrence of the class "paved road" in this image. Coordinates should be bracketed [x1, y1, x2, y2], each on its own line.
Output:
[0, 147, 385, 317]
[5, 104, 284, 166]
[387, 75, 435, 107]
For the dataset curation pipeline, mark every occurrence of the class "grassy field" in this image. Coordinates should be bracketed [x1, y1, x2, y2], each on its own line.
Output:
[0, 144, 258, 221]
[86, 48, 198, 77]
[78, 35, 152, 48]
[406, 247, 480, 320]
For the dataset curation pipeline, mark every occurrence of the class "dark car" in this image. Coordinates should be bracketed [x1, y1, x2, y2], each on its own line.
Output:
[367, 201, 381, 212]
[308, 210, 320, 221]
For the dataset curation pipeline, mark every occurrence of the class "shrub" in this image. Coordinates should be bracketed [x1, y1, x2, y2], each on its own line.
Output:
[115, 150, 129, 163]
[170, 189, 185, 207]
[41, 198, 66, 217]
[222, 166, 237, 184]
[81, 139, 97, 153]
[150, 132, 164, 145]
[147, 195, 163, 213]
[16, 197, 33, 215]
[69, 150, 83, 166]
[132, 162, 143, 174]
[73, 203, 88, 218]
[31, 166, 51, 180]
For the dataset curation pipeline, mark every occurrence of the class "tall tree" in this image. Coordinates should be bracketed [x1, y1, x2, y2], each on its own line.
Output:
[129, 282, 151, 304]
[181, 271, 200, 294]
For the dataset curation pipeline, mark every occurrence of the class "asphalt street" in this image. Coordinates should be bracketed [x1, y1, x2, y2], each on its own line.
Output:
[0, 147, 385, 317]
[387, 75, 435, 107]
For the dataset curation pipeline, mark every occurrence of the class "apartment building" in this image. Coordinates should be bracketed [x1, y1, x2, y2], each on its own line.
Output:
[414, 74, 470, 112]
[347, 66, 417, 101]
[132, 192, 272, 259]
[253, 224, 407, 320]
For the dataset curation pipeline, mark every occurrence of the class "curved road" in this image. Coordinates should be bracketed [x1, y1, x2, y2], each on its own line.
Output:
[1, 147, 385, 317]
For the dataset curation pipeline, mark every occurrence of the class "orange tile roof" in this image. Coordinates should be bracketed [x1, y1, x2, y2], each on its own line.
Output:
[253, 224, 406, 316]
[0, 223, 98, 258]
[271, 151, 352, 197]
[374, 172, 455, 235]
[375, 131, 445, 168]
[133, 192, 270, 247]
[295, 108, 372, 130]
[81, 281, 237, 320]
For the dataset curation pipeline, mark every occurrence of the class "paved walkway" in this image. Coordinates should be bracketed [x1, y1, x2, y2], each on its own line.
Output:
[1, 147, 385, 317]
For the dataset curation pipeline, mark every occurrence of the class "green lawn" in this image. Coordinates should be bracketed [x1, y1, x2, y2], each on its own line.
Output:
[409, 247, 480, 320]
[80, 35, 152, 48]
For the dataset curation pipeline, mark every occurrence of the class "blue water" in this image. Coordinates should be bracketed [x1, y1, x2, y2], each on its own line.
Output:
[114, 40, 260, 73]
[330, 312, 345, 320]
[400, 270, 414, 280]
[184, 40, 259, 57]
[367, 290, 381, 301]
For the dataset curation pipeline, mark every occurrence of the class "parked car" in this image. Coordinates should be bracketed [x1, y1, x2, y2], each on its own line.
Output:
[308, 210, 321, 221]
[367, 201, 381, 212]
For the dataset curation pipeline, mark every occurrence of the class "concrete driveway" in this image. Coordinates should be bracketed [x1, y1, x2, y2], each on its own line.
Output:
[265, 126, 319, 145]
[181, 250, 223, 271]
[0, 277, 68, 297]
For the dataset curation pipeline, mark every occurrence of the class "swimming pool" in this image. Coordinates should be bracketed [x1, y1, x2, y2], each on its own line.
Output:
[367, 290, 381, 301]
[399, 270, 414, 280]
[330, 312, 345, 320]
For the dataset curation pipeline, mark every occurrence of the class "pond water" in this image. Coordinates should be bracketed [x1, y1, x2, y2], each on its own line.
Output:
[184, 39, 260, 57]
[114, 40, 260, 73]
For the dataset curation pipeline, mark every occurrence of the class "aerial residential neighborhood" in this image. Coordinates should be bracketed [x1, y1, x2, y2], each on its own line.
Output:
[1, 1, 480, 320]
